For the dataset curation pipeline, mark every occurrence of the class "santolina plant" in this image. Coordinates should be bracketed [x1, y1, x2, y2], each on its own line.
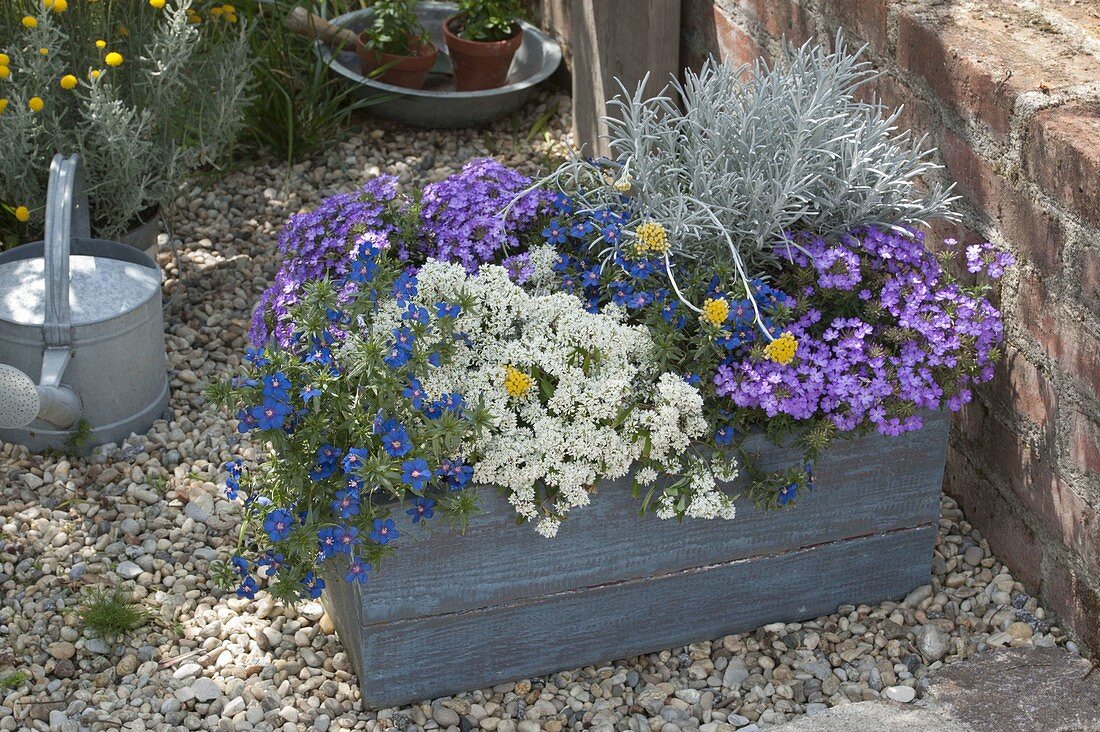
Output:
[0, 0, 251, 242]
[214, 44, 1009, 603]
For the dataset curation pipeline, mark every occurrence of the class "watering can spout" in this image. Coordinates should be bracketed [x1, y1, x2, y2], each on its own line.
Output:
[0, 363, 82, 430]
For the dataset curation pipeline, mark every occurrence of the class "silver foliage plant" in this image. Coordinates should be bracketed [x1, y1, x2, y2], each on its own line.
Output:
[0, 2, 252, 239]
[539, 33, 959, 321]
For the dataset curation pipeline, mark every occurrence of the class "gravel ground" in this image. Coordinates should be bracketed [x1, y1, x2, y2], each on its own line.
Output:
[0, 92, 1084, 732]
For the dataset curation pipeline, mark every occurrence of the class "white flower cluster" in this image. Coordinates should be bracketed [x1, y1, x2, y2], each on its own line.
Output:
[389, 259, 738, 536]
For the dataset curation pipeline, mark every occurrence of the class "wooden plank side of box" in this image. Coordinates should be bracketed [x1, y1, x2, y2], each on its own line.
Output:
[357, 410, 949, 624]
[332, 524, 935, 708]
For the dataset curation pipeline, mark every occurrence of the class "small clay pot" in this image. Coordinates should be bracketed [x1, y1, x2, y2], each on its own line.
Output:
[443, 15, 523, 91]
[356, 34, 439, 90]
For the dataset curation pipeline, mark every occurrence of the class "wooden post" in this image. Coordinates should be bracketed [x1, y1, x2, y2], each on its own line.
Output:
[570, 0, 682, 157]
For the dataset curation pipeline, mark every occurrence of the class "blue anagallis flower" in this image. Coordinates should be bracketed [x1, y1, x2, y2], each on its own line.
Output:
[226, 459, 243, 477]
[407, 496, 436, 523]
[250, 400, 291, 431]
[427, 351, 442, 367]
[224, 477, 239, 500]
[777, 482, 797, 506]
[256, 552, 284, 573]
[304, 344, 332, 366]
[235, 576, 258, 599]
[542, 220, 567, 245]
[310, 444, 340, 481]
[403, 376, 425, 408]
[551, 192, 573, 214]
[334, 525, 359, 554]
[345, 558, 370, 584]
[262, 372, 291, 400]
[244, 347, 270, 366]
[348, 255, 377, 284]
[401, 458, 431, 490]
[332, 488, 360, 519]
[342, 447, 369, 473]
[601, 224, 621, 244]
[343, 475, 364, 492]
[436, 458, 473, 490]
[392, 271, 418, 302]
[435, 301, 461, 318]
[402, 304, 429, 324]
[382, 424, 412, 457]
[569, 220, 593, 238]
[317, 527, 339, 558]
[301, 571, 325, 599]
[300, 385, 322, 403]
[231, 555, 249, 576]
[581, 267, 601, 288]
[370, 518, 399, 545]
[683, 373, 702, 386]
[263, 509, 295, 542]
[715, 426, 735, 446]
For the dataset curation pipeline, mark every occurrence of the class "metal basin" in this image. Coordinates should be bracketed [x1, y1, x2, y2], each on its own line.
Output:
[319, 2, 562, 128]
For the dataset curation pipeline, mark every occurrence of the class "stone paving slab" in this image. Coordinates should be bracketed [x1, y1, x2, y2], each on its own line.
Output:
[776, 704, 970, 731]
[924, 646, 1100, 732]
[780, 646, 1100, 732]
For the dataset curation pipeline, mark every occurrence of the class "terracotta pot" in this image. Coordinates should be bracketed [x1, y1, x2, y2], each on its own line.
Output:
[443, 15, 523, 91]
[356, 34, 438, 90]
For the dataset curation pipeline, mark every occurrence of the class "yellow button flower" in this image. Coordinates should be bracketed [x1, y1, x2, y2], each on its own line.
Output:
[15, 206, 30, 222]
[763, 332, 798, 365]
[45, 0, 68, 11]
[0, 54, 10, 65]
[149, 0, 165, 7]
[39, 47, 49, 56]
[22, 16, 39, 28]
[89, 69, 101, 80]
[0, 67, 9, 80]
[503, 366, 533, 398]
[0, 99, 8, 114]
[104, 52, 123, 67]
[28, 96, 44, 112]
[95, 39, 107, 49]
[60, 74, 77, 90]
[701, 297, 729, 327]
[633, 221, 670, 256]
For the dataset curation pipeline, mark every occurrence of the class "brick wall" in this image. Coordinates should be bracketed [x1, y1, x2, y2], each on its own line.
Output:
[681, 0, 1100, 652]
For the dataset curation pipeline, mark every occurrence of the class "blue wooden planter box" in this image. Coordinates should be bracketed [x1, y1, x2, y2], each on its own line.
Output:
[321, 410, 949, 708]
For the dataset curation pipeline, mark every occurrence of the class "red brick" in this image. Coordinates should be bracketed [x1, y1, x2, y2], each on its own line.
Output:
[1015, 271, 1058, 347]
[1066, 409, 1100, 479]
[997, 186, 1064, 277]
[1038, 316, 1100, 401]
[896, 7, 1100, 140]
[938, 128, 1003, 213]
[856, 70, 933, 140]
[944, 445, 1044, 590]
[730, 0, 813, 45]
[1023, 103, 1100, 228]
[1044, 559, 1100, 653]
[711, 5, 767, 69]
[991, 345, 1057, 433]
[1082, 247, 1100, 320]
[823, 0, 892, 54]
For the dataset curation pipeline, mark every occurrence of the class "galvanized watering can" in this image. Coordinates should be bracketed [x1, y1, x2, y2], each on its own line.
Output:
[0, 154, 169, 451]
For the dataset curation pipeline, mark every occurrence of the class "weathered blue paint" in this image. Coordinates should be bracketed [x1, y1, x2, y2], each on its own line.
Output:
[321, 410, 950, 708]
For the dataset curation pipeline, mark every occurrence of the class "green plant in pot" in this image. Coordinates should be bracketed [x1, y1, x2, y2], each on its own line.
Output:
[357, 0, 437, 89]
[0, 0, 252, 252]
[443, 0, 524, 91]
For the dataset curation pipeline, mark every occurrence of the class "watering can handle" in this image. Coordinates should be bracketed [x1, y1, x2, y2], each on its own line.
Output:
[43, 154, 90, 348]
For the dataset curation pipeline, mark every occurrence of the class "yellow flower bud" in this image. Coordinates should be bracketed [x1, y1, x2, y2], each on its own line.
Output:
[0, 54, 10, 66]
[60, 74, 77, 90]
[15, 206, 30, 222]
[22, 16, 39, 28]
[28, 96, 44, 112]
[0, 67, 9, 80]
[89, 69, 101, 80]
[0, 99, 8, 114]
[95, 39, 107, 49]
[149, 0, 165, 7]
[39, 47, 49, 56]
[104, 52, 123, 67]
[503, 366, 533, 398]
[45, 0, 68, 12]
[701, 298, 730, 327]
